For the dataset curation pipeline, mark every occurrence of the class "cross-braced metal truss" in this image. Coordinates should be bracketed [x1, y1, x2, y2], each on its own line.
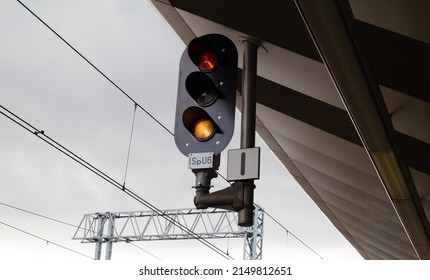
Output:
[72, 207, 263, 260]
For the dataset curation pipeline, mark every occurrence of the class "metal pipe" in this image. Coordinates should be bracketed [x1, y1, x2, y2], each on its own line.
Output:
[238, 39, 258, 227]
[94, 213, 105, 260]
[240, 40, 258, 149]
[105, 214, 115, 260]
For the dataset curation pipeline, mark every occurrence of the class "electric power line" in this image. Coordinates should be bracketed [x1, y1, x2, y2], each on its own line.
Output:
[256, 203, 324, 259]
[0, 104, 233, 260]
[0, 201, 76, 229]
[0, 201, 161, 260]
[14, 0, 322, 260]
[122, 103, 138, 187]
[13, 1, 233, 259]
[129, 243, 162, 260]
[1, 102, 321, 260]
[0, 220, 92, 259]
[16, 0, 173, 137]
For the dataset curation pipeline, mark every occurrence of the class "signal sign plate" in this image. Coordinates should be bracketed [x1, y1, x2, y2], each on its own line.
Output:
[188, 152, 214, 169]
[227, 147, 260, 181]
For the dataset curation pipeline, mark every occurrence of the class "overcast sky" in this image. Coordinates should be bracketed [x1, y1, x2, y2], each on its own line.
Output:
[0, 0, 362, 261]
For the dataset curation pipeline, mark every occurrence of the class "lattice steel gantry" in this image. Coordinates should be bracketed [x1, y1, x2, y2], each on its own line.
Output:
[73, 206, 263, 260]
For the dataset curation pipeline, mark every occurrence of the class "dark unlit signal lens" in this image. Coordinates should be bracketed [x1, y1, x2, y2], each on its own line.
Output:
[186, 72, 218, 107]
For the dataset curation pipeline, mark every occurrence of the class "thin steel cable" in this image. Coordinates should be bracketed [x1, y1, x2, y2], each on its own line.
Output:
[12, 1, 232, 260]
[14, 1, 317, 260]
[0, 201, 162, 260]
[0, 201, 76, 229]
[0, 104, 233, 260]
[129, 243, 162, 260]
[16, 1, 238, 188]
[123, 103, 138, 187]
[0, 220, 92, 259]
[255, 203, 323, 259]
[17, 0, 173, 137]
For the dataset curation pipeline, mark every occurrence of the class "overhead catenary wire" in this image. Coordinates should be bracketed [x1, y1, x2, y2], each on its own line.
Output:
[13, 1, 233, 259]
[16, 0, 173, 137]
[0, 104, 233, 260]
[255, 203, 324, 259]
[0, 220, 92, 259]
[15, 1, 231, 192]
[123, 103, 138, 187]
[18, 0, 234, 209]
[129, 243, 162, 260]
[0, 201, 162, 260]
[14, 0, 322, 260]
[0, 201, 77, 229]
[0, 103, 321, 260]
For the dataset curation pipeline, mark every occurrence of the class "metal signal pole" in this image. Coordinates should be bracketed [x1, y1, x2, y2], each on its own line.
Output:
[237, 39, 259, 227]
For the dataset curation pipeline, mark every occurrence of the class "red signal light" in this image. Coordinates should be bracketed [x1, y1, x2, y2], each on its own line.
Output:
[198, 52, 218, 72]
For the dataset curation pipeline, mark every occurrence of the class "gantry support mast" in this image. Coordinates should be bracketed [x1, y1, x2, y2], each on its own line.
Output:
[73, 206, 263, 260]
